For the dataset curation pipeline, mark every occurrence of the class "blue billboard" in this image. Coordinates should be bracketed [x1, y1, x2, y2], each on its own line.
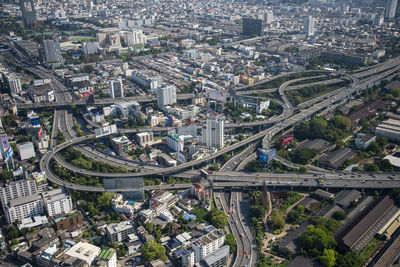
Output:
[257, 148, 276, 164]
[30, 117, 40, 126]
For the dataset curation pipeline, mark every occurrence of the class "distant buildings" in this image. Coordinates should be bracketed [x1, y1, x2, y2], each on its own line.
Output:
[43, 40, 64, 68]
[110, 78, 124, 98]
[19, 0, 37, 28]
[303, 16, 315, 36]
[157, 85, 177, 109]
[200, 114, 225, 149]
[242, 18, 263, 36]
[385, 0, 398, 19]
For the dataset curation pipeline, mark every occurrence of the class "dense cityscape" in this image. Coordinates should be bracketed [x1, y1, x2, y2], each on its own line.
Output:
[0, 0, 400, 266]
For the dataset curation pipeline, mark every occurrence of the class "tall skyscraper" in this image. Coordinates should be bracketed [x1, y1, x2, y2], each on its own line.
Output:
[200, 114, 225, 149]
[20, 0, 37, 28]
[303, 16, 315, 36]
[265, 10, 274, 23]
[157, 85, 177, 108]
[1, 72, 22, 95]
[385, 0, 398, 19]
[110, 79, 124, 98]
[43, 40, 64, 68]
[242, 18, 263, 36]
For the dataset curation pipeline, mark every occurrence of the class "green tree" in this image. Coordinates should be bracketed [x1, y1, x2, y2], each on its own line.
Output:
[97, 192, 115, 210]
[270, 211, 285, 230]
[319, 249, 336, 267]
[224, 234, 237, 254]
[331, 115, 351, 131]
[142, 241, 167, 262]
[209, 209, 228, 229]
[299, 225, 336, 257]
[332, 211, 346, 220]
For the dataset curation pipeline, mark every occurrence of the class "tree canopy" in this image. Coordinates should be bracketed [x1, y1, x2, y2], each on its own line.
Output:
[142, 241, 167, 262]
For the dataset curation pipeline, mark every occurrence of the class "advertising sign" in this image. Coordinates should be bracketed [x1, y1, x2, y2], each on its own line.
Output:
[31, 117, 41, 126]
[281, 134, 294, 145]
[3, 147, 13, 161]
[0, 135, 10, 154]
[38, 127, 43, 139]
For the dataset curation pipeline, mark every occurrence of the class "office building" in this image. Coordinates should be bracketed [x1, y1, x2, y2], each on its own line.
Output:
[2, 72, 22, 95]
[42, 188, 73, 217]
[303, 16, 315, 36]
[17, 142, 35, 161]
[157, 85, 177, 108]
[242, 18, 263, 36]
[65, 242, 101, 266]
[19, 0, 37, 28]
[200, 114, 225, 149]
[82, 42, 99, 55]
[106, 221, 134, 242]
[43, 40, 64, 68]
[110, 79, 124, 98]
[5, 193, 44, 224]
[182, 230, 225, 267]
[0, 177, 38, 208]
[385, 0, 398, 19]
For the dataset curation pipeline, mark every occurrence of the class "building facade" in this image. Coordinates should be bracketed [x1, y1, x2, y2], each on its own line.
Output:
[157, 85, 177, 108]
[110, 79, 124, 98]
[200, 114, 225, 149]
[42, 189, 73, 217]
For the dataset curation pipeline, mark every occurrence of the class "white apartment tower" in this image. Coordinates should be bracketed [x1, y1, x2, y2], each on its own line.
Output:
[0, 178, 38, 208]
[265, 10, 274, 23]
[42, 188, 73, 217]
[303, 15, 315, 36]
[2, 72, 22, 95]
[110, 79, 124, 98]
[157, 85, 177, 108]
[200, 114, 225, 149]
[5, 193, 44, 224]
[385, 0, 398, 19]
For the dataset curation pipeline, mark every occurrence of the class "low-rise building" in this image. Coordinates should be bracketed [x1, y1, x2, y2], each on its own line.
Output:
[136, 132, 154, 146]
[112, 135, 132, 156]
[54, 211, 83, 231]
[376, 119, 400, 142]
[96, 248, 117, 267]
[65, 242, 101, 266]
[106, 221, 134, 243]
[355, 133, 376, 150]
[17, 142, 35, 161]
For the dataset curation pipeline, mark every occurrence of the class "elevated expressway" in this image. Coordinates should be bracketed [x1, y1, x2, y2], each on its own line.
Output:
[39, 57, 400, 192]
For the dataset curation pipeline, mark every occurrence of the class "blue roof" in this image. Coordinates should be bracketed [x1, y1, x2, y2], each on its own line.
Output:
[184, 214, 196, 221]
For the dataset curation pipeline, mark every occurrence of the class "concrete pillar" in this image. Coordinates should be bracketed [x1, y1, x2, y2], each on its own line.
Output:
[162, 175, 165, 183]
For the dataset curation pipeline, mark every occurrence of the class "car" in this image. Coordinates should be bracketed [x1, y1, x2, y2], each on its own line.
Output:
[231, 220, 234, 223]
[245, 250, 248, 254]
[247, 255, 250, 259]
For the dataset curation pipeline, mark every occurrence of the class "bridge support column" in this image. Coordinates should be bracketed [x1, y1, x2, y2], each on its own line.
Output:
[291, 186, 293, 191]
[325, 187, 329, 192]
[361, 188, 365, 193]
[213, 159, 216, 164]
[162, 175, 165, 183]
[231, 151, 234, 156]
[309, 186, 312, 191]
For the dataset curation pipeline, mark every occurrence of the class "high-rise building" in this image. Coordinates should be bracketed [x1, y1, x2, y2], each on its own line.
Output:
[0, 177, 38, 208]
[200, 114, 225, 149]
[5, 193, 44, 224]
[1, 72, 22, 95]
[20, 0, 37, 28]
[42, 188, 73, 217]
[303, 16, 315, 36]
[43, 40, 64, 68]
[123, 30, 146, 46]
[110, 79, 124, 98]
[242, 18, 263, 36]
[385, 0, 398, 19]
[157, 85, 177, 108]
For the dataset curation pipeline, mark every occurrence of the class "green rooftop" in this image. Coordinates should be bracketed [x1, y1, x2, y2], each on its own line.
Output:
[99, 249, 115, 260]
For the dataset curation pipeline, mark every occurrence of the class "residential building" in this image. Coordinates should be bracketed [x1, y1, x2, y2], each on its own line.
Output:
[168, 134, 184, 152]
[20, 0, 37, 28]
[264, 10, 274, 23]
[65, 242, 101, 266]
[82, 42, 99, 55]
[385, 0, 398, 19]
[200, 114, 225, 149]
[17, 142, 35, 161]
[97, 249, 117, 267]
[110, 79, 124, 98]
[112, 135, 132, 156]
[136, 132, 154, 146]
[182, 230, 225, 267]
[199, 245, 230, 267]
[123, 29, 146, 46]
[5, 193, 44, 224]
[256, 100, 270, 114]
[111, 194, 142, 214]
[304, 16, 315, 36]
[42, 188, 73, 217]
[242, 18, 263, 36]
[2, 72, 22, 95]
[106, 221, 134, 242]
[157, 85, 177, 108]
[191, 184, 206, 201]
[0, 177, 38, 208]
[43, 40, 64, 68]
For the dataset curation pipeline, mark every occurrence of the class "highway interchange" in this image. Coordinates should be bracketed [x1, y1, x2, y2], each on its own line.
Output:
[12, 48, 400, 267]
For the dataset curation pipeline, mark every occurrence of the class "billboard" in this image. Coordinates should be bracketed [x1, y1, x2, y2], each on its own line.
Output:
[32, 171, 47, 183]
[38, 127, 43, 139]
[30, 117, 40, 126]
[3, 147, 13, 161]
[281, 134, 294, 145]
[0, 135, 10, 154]
[94, 124, 117, 138]
[257, 148, 276, 164]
